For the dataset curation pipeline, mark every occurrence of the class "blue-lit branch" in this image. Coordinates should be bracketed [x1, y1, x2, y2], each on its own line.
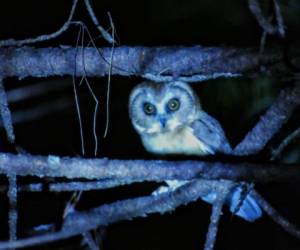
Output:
[0, 80, 15, 143]
[0, 46, 297, 80]
[0, 180, 233, 249]
[234, 84, 300, 155]
[0, 153, 299, 183]
[0, 0, 114, 47]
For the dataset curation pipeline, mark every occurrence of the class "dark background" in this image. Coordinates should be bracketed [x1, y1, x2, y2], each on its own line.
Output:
[0, 0, 300, 249]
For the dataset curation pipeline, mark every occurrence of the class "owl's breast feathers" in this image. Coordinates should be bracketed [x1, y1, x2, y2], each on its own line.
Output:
[141, 125, 214, 156]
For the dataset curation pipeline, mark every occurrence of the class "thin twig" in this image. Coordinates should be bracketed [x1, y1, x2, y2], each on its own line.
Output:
[273, 0, 285, 38]
[8, 175, 18, 244]
[248, 0, 276, 34]
[0, 0, 78, 47]
[82, 231, 99, 250]
[84, 0, 115, 44]
[73, 24, 86, 156]
[103, 12, 116, 138]
[259, 14, 273, 55]
[248, 0, 285, 38]
[83, 78, 100, 156]
[75, 22, 101, 156]
[271, 127, 300, 160]
[0, 80, 15, 143]
[204, 183, 232, 250]
[251, 190, 300, 239]
[63, 191, 83, 218]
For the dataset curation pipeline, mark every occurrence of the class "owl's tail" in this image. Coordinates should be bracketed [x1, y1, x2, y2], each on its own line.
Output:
[228, 186, 262, 222]
[201, 185, 262, 222]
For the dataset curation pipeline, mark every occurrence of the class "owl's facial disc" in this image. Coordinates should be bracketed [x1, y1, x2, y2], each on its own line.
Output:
[142, 98, 185, 134]
[129, 81, 199, 136]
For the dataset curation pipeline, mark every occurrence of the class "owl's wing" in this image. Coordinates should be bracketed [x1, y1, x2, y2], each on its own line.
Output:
[190, 111, 232, 154]
[191, 112, 262, 221]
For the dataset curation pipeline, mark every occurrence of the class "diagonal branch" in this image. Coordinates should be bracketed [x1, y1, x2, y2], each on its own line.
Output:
[271, 126, 300, 160]
[251, 190, 300, 239]
[248, 0, 276, 34]
[234, 84, 300, 155]
[84, 0, 115, 44]
[0, 0, 79, 47]
[0, 179, 227, 249]
[248, 0, 285, 38]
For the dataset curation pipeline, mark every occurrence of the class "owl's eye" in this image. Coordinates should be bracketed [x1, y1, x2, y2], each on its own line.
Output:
[167, 98, 180, 112]
[143, 102, 156, 115]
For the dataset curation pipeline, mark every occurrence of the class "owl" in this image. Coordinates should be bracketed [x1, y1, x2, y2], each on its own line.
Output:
[129, 81, 262, 222]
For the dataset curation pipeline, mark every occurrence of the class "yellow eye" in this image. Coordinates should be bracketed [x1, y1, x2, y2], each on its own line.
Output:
[143, 102, 156, 115]
[167, 98, 180, 112]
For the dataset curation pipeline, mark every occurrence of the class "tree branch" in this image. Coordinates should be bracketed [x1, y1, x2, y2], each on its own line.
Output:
[0, 80, 15, 143]
[248, 0, 285, 38]
[0, 46, 298, 80]
[251, 190, 300, 240]
[271, 126, 300, 160]
[84, 0, 115, 44]
[0, 180, 229, 249]
[0, 179, 136, 193]
[0, 153, 299, 183]
[8, 175, 18, 244]
[0, 0, 79, 47]
[204, 183, 231, 250]
[234, 84, 300, 155]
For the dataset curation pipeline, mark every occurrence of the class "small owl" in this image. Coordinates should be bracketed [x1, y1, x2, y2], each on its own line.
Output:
[129, 81, 262, 222]
[129, 81, 232, 156]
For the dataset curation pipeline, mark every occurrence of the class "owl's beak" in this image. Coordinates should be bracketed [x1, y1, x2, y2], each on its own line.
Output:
[159, 117, 167, 128]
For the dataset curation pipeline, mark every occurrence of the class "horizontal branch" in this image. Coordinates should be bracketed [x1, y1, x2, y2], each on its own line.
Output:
[0, 46, 298, 79]
[0, 153, 299, 183]
[0, 179, 135, 193]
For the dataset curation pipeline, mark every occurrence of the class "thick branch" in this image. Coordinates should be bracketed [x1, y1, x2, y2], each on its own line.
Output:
[0, 46, 298, 79]
[0, 153, 299, 183]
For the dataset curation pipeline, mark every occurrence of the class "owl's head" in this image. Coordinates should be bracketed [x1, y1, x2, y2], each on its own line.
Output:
[129, 81, 201, 135]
